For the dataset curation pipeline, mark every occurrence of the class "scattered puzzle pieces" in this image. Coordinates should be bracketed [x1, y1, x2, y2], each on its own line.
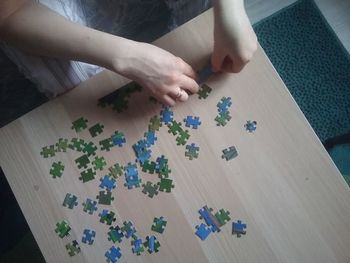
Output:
[111, 131, 126, 147]
[244, 120, 257, 133]
[71, 117, 88, 132]
[232, 220, 247, 237]
[75, 154, 90, 169]
[100, 175, 117, 191]
[55, 138, 69, 152]
[108, 226, 124, 243]
[198, 84, 212, 99]
[99, 138, 114, 151]
[198, 205, 221, 232]
[144, 235, 160, 253]
[62, 193, 78, 209]
[55, 220, 71, 238]
[82, 229, 96, 245]
[217, 97, 232, 113]
[151, 216, 167, 234]
[141, 160, 156, 174]
[92, 156, 107, 171]
[121, 221, 136, 239]
[82, 141, 97, 156]
[98, 81, 142, 113]
[99, 209, 117, 225]
[108, 163, 124, 178]
[124, 162, 142, 189]
[158, 178, 174, 193]
[66, 240, 80, 256]
[89, 123, 104, 137]
[176, 130, 190, 146]
[222, 146, 238, 161]
[79, 168, 96, 183]
[82, 198, 98, 215]
[214, 209, 231, 226]
[40, 145, 55, 158]
[160, 107, 173, 124]
[142, 181, 159, 198]
[184, 116, 201, 129]
[148, 115, 162, 132]
[215, 111, 232, 126]
[195, 223, 212, 241]
[96, 190, 114, 205]
[68, 138, 86, 152]
[131, 238, 145, 255]
[50, 161, 64, 178]
[185, 143, 199, 160]
[105, 246, 122, 263]
[144, 131, 157, 146]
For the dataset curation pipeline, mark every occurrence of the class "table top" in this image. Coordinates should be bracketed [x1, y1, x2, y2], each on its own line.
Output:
[1, 9, 350, 263]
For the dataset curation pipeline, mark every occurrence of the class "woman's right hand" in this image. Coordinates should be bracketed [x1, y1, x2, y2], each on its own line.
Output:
[113, 42, 199, 106]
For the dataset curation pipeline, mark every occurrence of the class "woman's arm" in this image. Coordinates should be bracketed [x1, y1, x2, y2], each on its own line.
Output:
[0, 1, 198, 105]
[212, 0, 258, 73]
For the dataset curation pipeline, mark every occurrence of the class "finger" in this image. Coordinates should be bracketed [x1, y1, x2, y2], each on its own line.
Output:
[177, 57, 197, 79]
[179, 75, 199, 94]
[161, 94, 176, 107]
[211, 48, 225, 72]
[168, 87, 189, 102]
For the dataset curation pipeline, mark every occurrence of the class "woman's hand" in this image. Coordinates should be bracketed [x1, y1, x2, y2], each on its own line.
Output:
[212, 0, 258, 73]
[114, 42, 199, 106]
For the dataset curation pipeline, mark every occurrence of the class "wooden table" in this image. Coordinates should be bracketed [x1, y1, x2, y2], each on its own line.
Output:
[1, 9, 350, 263]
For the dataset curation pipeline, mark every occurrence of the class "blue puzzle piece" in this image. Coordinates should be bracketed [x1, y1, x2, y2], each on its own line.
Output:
[232, 220, 247, 237]
[184, 116, 202, 129]
[111, 131, 126, 147]
[160, 107, 174, 124]
[99, 175, 117, 191]
[198, 63, 214, 84]
[144, 131, 157, 145]
[124, 163, 138, 178]
[244, 120, 257, 133]
[132, 140, 151, 164]
[217, 97, 232, 113]
[198, 206, 220, 232]
[105, 246, 122, 263]
[195, 223, 212, 241]
[131, 238, 144, 255]
[121, 221, 137, 239]
[82, 229, 96, 245]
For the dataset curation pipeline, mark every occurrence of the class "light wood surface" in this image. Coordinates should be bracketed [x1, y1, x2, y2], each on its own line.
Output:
[1, 9, 350, 263]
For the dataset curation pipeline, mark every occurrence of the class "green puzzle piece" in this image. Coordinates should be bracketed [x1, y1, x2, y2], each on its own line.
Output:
[79, 168, 96, 183]
[89, 123, 104, 137]
[158, 178, 174, 193]
[40, 145, 56, 158]
[92, 156, 106, 171]
[71, 117, 88, 132]
[198, 83, 212, 99]
[75, 155, 90, 169]
[55, 138, 69, 152]
[65, 240, 80, 256]
[50, 161, 64, 178]
[55, 220, 71, 238]
[83, 141, 97, 156]
[108, 163, 124, 178]
[142, 181, 159, 198]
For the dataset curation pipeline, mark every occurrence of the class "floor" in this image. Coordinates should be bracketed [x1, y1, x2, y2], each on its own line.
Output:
[245, 0, 350, 52]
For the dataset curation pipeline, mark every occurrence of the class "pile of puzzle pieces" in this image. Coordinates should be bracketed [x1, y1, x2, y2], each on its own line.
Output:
[194, 206, 247, 241]
[41, 72, 259, 261]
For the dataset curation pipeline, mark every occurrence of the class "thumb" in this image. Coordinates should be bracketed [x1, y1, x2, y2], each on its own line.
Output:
[211, 47, 225, 72]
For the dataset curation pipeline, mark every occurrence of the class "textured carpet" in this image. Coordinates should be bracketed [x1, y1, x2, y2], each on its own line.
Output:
[253, 0, 350, 142]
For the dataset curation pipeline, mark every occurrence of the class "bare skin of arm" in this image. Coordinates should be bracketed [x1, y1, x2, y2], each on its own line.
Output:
[0, 1, 257, 105]
[212, 0, 258, 73]
[0, 0, 198, 105]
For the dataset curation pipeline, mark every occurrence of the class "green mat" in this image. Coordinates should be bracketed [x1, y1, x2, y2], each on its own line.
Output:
[253, 0, 350, 143]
